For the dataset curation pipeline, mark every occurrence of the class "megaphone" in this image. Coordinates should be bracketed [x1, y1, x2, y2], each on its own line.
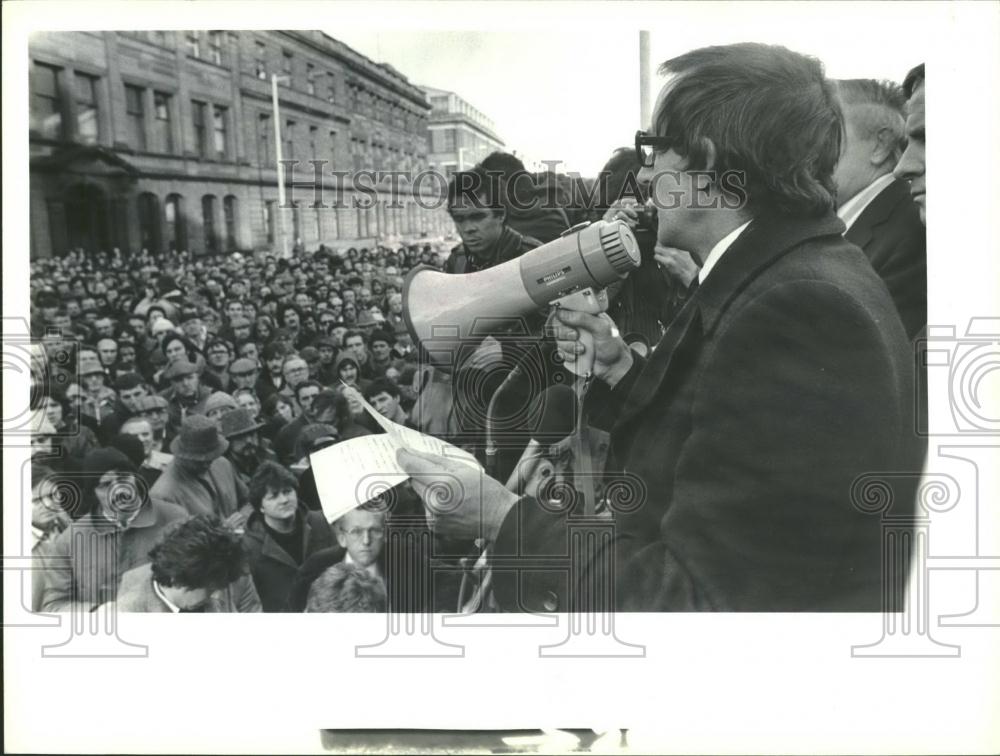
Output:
[402, 220, 641, 376]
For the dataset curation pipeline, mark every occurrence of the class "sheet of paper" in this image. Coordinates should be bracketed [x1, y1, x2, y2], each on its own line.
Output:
[309, 387, 482, 522]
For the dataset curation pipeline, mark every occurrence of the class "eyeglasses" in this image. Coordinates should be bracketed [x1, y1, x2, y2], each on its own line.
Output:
[635, 130, 675, 168]
[345, 526, 385, 540]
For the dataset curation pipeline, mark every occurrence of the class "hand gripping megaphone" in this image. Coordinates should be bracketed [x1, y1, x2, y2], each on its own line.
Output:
[402, 219, 641, 376]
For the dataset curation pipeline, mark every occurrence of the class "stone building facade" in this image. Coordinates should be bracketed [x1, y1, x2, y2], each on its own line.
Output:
[422, 85, 505, 178]
[29, 30, 453, 259]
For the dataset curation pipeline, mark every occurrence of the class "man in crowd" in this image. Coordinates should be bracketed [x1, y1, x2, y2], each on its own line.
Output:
[241, 461, 335, 611]
[478, 151, 571, 243]
[893, 64, 926, 227]
[150, 414, 249, 522]
[363, 378, 409, 427]
[222, 407, 276, 486]
[833, 78, 926, 339]
[398, 42, 926, 612]
[111, 515, 262, 613]
[119, 415, 173, 487]
[160, 359, 211, 436]
[40, 448, 187, 612]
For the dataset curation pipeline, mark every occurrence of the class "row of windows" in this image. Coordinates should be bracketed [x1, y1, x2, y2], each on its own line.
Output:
[136, 191, 239, 253]
[32, 61, 231, 159]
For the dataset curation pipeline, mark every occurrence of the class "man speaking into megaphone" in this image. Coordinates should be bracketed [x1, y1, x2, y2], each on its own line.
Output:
[399, 42, 925, 612]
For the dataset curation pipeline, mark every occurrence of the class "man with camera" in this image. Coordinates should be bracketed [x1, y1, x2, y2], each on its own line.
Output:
[398, 42, 925, 612]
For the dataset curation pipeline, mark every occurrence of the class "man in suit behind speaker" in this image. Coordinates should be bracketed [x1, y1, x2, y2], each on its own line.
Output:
[833, 78, 926, 340]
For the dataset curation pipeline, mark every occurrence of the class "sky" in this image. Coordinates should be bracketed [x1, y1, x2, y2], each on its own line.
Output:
[331, 3, 933, 176]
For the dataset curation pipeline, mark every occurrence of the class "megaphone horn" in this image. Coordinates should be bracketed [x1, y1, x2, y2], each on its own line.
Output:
[402, 220, 640, 372]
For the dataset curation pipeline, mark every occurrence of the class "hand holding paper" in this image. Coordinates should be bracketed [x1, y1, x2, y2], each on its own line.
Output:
[396, 448, 519, 542]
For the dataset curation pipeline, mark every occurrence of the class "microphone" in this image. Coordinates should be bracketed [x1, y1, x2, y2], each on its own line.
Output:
[503, 384, 579, 493]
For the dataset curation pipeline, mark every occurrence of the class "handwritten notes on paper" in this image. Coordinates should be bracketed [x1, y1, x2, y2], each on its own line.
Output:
[309, 385, 481, 523]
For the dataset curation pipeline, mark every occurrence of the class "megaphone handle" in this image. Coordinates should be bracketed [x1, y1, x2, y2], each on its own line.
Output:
[554, 287, 608, 378]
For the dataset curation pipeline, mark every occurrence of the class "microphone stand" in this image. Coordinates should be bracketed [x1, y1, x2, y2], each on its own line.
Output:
[484, 361, 525, 481]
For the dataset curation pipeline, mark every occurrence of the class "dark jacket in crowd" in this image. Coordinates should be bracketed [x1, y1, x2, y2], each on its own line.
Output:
[241, 506, 336, 611]
[843, 177, 927, 341]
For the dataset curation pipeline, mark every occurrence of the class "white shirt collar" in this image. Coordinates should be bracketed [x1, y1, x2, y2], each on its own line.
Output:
[698, 220, 753, 284]
[344, 551, 382, 579]
[836, 173, 895, 231]
[152, 580, 182, 613]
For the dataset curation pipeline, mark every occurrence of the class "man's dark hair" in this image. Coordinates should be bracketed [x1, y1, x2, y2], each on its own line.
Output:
[653, 42, 843, 216]
[149, 515, 247, 592]
[902, 63, 925, 99]
[479, 151, 526, 176]
[294, 379, 322, 401]
[114, 371, 147, 392]
[311, 388, 340, 416]
[248, 460, 299, 511]
[277, 303, 302, 328]
[363, 378, 400, 402]
[306, 562, 387, 612]
[262, 341, 293, 361]
[343, 329, 366, 346]
[447, 167, 504, 213]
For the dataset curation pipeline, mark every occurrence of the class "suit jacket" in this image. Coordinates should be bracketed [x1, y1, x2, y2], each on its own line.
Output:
[111, 562, 262, 612]
[493, 210, 925, 612]
[39, 500, 188, 612]
[150, 456, 248, 519]
[844, 178, 926, 340]
[241, 507, 336, 611]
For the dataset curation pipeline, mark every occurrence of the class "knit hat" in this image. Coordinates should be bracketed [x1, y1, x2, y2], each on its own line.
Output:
[300, 346, 320, 363]
[170, 415, 229, 461]
[219, 407, 265, 439]
[205, 392, 238, 416]
[333, 353, 359, 376]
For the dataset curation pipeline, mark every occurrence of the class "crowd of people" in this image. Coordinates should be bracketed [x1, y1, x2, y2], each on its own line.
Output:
[24, 45, 928, 614]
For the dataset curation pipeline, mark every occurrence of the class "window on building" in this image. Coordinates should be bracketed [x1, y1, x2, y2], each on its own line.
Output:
[137, 193, 161, 252]
[124, 84, 146, 150]
[291, 201, 302, 241]
[282, 51, 293, 85]
[284, 120, 295, 161]
[224, 195, 238, 251]
[327, 72, 336, 103]
[264, 200, 276, 244]
[255, 41, 267, 80]
[257, 113, 271, 165]
[31, 62, 63, 140]
[164, 194, 185, 251]
[191, 100, 207, 157]
[443, 129, 456, 152]
[202, 195, 218, 253]
[73, 72, 99, 144]
[207, 31, 225, 65]
[186, 31, 201, 59]
[309, 125, 318, 160]
[306, 63, 316, 95]
[212, 104, 228, 158]
[153, 91, 173, 153]
[150, 30, 172, 47]
[329, 130, 337, 169]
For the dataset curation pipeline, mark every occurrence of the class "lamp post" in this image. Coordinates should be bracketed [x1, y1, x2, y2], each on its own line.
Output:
[271, 74, 291, 259]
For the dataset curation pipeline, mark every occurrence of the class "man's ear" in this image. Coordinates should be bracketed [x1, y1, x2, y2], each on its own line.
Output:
[870, 127, 899, 167]
[699, 137, 718, 172]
